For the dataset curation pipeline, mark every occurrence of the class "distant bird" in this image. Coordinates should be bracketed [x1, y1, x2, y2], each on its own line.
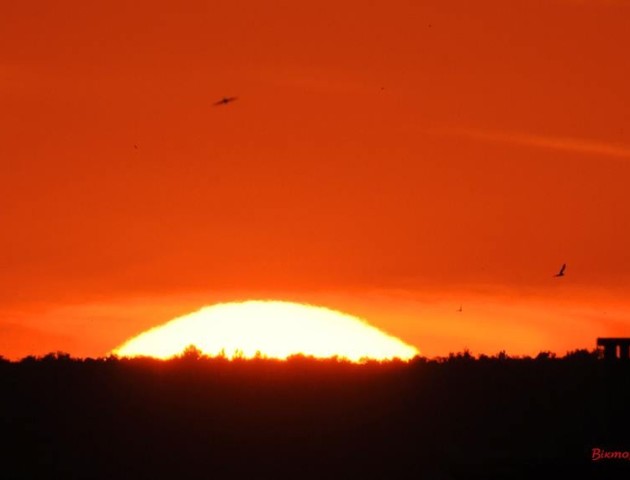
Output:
[213, 96, 238, 106]
[457, 304, 463, 313]
[554, 263, 566, 277]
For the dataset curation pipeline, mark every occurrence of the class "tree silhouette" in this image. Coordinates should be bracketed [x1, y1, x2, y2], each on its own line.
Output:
[1, 350, 627, 479]
[178, 344, 204, 360]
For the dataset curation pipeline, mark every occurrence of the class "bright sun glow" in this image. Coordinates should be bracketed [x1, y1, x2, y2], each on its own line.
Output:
[113, 300, 419, 362]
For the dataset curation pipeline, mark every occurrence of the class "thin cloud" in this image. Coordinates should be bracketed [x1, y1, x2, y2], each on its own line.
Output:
[432, 127, 630, 159]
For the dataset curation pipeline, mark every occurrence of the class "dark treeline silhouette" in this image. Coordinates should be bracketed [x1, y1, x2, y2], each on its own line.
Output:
[2, 349, 629, 479]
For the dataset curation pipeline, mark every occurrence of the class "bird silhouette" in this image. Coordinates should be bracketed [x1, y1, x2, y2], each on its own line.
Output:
[213, 96, 238, 106]
[554, 263, 566, 277]
[457, 305, 463, 313]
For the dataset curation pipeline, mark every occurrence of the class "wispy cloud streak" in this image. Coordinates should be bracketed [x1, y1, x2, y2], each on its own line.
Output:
[433, 127, 630, 159]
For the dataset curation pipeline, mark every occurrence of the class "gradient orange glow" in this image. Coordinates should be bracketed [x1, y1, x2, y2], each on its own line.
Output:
[1, 0, 630, 359]
[114, 301, 419, 361]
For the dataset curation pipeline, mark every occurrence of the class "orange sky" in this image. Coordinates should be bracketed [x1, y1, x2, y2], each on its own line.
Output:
[2, 0, 630, 359]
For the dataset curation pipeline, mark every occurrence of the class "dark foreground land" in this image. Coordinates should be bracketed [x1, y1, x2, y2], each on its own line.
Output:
[1, 351, 629, 479]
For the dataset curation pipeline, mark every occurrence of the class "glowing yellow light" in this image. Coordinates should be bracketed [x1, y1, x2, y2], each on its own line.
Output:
[113, 300, 419, 362]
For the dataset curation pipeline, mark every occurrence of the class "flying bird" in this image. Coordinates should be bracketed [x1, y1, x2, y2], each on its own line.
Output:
[213, 96, 238, 106]
[554, 263, 566, 277]
[457, 305, 463, 313]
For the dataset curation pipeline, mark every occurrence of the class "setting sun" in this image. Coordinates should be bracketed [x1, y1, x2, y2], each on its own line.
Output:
[113, 300, 419, 361]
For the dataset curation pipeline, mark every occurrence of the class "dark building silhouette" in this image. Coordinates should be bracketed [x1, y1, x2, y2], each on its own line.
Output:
[597, 337, 630, 360]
